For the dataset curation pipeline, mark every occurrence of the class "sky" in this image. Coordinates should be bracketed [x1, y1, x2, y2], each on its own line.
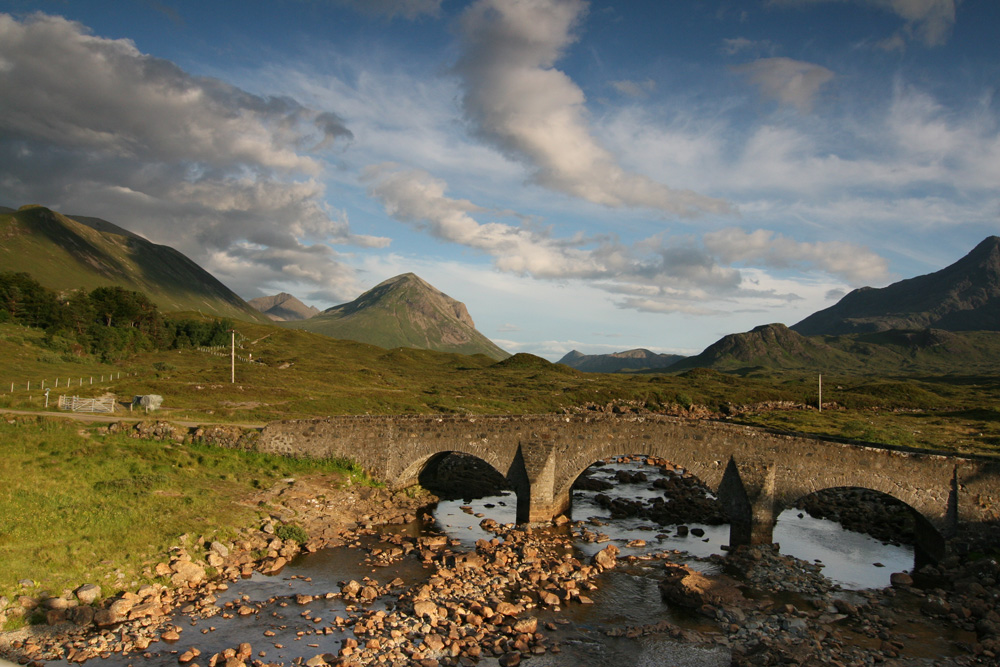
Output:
[0, 0, 997, 360]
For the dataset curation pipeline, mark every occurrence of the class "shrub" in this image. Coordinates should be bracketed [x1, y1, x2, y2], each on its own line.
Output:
[275, 524, 308, 545]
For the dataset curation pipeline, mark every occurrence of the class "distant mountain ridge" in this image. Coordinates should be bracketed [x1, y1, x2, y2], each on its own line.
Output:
[557, 348, 685, 373]
[288, 273, 509, 361]
[793, 236, 1000, 336]
[248, 293, 320, 321]
[0, 205, 267, 323]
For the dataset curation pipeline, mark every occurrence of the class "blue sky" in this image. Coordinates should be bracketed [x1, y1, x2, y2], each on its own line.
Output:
[1, 0, 997, 359]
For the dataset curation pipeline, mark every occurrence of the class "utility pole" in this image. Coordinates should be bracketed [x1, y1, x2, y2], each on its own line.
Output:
[818, 374, 823, 412]
[230, 329, 235, 384]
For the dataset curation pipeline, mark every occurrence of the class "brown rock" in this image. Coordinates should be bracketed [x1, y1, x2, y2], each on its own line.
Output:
[890, 572, 914, 587]
[540, 591, 561, 607]
[513, 618, 538, 634]
[74, 584, 101, 605]
[498, 651, 521, 667]
[592, 545, 619, 570]
[414, 600, 438, 619]
[658, 563, 746, 612]
[423, 634, 445, 651]
[494, 602, 521, 617]
[171, 561, 206, 586]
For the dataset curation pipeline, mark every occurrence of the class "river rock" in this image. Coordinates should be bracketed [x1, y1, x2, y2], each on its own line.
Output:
[68, 605, 95, 626]
[889, 572, 913, 587]
[171, 560, 206, 586]
[513, 617, 538, 634]
[658, 563, 747, 613]
[498, 651, 521, 667]
[592, 544, 619, 569]
[540, 591, 561, 606]
[414, 600, 438, 619]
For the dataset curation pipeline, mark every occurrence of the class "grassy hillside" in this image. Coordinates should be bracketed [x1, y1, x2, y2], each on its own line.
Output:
[2, 319, 998, 458]
[0, 206, 267, 323]
[669, 324, 1000, 376]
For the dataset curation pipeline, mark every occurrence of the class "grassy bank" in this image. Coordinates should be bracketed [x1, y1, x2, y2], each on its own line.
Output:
[0, 417, 370, 621]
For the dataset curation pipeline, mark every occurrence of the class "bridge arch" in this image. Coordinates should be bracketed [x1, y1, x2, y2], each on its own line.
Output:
[779, 484, 947, 564]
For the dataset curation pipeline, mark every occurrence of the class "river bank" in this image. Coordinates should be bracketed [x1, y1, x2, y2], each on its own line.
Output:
[2, 464, 999, 667]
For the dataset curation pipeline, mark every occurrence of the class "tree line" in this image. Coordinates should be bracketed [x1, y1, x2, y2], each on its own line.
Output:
[0, 272, 233, 361]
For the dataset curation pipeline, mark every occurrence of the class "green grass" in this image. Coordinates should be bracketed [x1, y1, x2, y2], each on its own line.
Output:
[3, 320, 1000, 458]
[0, 417, 369, 607]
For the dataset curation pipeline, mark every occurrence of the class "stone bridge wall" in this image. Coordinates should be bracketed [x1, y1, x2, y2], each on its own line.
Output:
[258, 414, 1000, 558]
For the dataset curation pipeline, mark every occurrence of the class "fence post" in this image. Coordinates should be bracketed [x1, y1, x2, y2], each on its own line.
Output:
[27, 381, 30, 391]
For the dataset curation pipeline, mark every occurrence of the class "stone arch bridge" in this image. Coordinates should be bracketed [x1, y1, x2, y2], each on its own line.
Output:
[258, 414, 1000, 561]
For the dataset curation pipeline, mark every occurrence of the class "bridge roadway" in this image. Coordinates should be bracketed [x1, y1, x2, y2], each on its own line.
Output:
[258, 414, 1000, 561]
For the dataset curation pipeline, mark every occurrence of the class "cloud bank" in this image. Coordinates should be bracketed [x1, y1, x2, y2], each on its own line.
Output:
[364, 163, 885, 314]
[0, 12, 384, 300]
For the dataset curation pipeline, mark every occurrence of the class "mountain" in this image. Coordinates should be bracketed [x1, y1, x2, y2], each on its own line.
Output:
[248, 293, 320, 321]
[287, 273, 510, 361]
[793, 236, 1000, 336]
[667, 323, 1000, 375]
[669, 324, 856, 373]
[0, 205, 267, 323]
[557, 348, 685, 373]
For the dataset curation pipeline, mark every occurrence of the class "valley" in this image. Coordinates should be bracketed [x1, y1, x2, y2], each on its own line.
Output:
[1, 207, 999, 667]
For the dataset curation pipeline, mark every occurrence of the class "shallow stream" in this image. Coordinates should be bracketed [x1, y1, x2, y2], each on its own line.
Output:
[55, 455, 922, 666]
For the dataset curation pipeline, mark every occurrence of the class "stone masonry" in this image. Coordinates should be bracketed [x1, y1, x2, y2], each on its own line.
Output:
[257, 414, 1000, 561]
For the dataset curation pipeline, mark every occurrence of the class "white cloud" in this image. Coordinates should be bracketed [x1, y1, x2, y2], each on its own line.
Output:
[770, 0, 958, 48]
[0, 12, 376, 299]
[733, 57, 835, 112]
[703, 228, 889, 285]
[362, 163, 881, 315]
[610, 78, 655, 98]
[454, 0, 732, 217]
[721, 37, 780, 56]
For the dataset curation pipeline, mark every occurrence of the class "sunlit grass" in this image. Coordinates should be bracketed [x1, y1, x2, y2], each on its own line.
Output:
[0, 418, 372, 605]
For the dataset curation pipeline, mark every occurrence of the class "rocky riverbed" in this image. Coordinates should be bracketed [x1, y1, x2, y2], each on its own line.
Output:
[2, 466, 999, 667]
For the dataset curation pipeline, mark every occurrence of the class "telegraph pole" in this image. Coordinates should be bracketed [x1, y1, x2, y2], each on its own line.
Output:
[230, 330, 235, 384]
[818, 374, 822, 412]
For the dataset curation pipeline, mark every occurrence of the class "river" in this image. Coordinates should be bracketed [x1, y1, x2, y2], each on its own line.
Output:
[44, 453, 926, 667]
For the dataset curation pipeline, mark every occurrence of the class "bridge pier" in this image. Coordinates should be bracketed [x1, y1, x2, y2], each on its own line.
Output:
[717, 457, 777, 548]
[510, 440, 572, 523]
